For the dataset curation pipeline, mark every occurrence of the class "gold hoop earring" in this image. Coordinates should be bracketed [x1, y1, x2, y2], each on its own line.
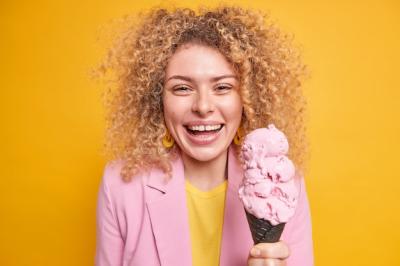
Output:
[162, 130, 175, 148]
[233, 127, 244, 145]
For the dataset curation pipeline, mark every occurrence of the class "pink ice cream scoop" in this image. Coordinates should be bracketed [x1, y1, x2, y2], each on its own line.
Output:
[238, 124, 299, 227]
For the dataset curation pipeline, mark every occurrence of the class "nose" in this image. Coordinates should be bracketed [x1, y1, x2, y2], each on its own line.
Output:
[191, 89, 215, 116]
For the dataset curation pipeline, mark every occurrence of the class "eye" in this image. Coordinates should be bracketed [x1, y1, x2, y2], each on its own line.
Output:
[172, 86, 192, 95]
[215, 84, 232, 93]
[175, 86, 189, 91]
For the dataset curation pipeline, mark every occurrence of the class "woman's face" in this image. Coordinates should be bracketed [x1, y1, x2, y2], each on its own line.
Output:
[163, 43, 243, 162]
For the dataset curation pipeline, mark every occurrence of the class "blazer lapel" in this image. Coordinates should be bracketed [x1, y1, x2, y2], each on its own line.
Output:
[145, 146, 253, 266]
[145, 157, 192, 266]
[220, 146, 253, 266]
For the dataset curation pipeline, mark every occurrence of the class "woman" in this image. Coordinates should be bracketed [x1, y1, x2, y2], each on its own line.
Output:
[95, 6, 313, 266]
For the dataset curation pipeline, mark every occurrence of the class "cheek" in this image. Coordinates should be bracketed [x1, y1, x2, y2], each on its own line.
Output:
[163, 96, 190, 126]
[163, 107, 179, 131]
[162, 97, 175, 128]
[220, 96, 243, 124]
[163, 108, 173, 126]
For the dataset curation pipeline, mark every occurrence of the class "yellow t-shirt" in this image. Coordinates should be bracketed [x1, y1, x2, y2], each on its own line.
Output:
[185, 179, 227, 266]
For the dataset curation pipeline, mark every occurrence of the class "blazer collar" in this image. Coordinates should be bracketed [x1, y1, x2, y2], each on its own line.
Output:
[145, 152, 184, 194]
[146, 145, 243, 194]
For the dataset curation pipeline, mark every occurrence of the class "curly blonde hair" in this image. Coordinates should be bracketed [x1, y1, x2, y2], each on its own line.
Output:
[95, 5, 309, 182]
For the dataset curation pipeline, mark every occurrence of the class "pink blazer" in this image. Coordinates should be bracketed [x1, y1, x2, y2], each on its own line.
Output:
[95, 146, 314, 266]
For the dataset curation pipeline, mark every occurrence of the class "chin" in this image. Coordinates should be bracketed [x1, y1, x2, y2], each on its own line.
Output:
[184, 146, 228, 162]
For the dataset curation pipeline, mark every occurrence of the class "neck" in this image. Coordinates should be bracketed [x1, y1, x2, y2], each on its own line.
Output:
[181, 150, 228, 191]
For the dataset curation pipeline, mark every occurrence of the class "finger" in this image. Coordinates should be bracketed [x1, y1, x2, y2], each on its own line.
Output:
[250, 241, 290, 259]
[248, 257, 286, 266]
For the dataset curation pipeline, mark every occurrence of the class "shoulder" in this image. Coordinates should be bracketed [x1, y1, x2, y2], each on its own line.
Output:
[102, 160, 148, 187]
[288, 171, 312, 227]
[281, 171, 314, 265]
[100, 160, 150, 208]
[97, 160, 155, 247]
[295, 171, 311, 214]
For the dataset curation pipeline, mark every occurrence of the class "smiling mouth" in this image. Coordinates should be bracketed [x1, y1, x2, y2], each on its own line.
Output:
[184, 124, 224, 135]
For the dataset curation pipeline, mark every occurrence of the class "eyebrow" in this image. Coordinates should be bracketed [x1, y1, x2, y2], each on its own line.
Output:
[165, 74, 238, 83]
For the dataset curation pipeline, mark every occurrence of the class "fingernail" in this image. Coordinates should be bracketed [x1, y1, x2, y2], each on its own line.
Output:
[251, 248, 261, 256]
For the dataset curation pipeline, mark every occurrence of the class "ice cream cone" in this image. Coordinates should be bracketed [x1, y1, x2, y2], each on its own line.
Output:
[245, 210, 285, 244]
[239, 124, 297, 244]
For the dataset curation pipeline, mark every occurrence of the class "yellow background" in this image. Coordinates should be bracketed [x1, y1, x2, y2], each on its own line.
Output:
[1, 0, 399, 265]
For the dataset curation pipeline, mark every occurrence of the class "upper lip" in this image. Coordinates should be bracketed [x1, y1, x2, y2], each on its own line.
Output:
[184, 121, 224, 127]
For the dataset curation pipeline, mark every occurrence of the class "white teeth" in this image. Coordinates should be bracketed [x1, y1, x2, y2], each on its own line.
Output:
[187, 124, 222, 131]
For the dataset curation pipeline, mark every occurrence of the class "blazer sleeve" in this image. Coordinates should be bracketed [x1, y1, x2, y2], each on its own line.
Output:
[95, 166, 124, 266]
[283, 176, 314, 266]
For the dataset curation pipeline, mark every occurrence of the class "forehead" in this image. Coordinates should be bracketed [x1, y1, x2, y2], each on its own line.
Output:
[165, 44, 236, 78]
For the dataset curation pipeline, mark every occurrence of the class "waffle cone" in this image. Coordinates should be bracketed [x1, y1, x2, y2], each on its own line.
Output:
[245, 211, 285, 244]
